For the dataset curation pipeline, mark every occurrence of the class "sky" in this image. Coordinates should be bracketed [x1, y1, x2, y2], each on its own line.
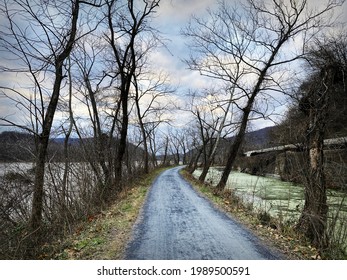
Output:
[150, 0, 347, 128]
[0, 0, 347, 135]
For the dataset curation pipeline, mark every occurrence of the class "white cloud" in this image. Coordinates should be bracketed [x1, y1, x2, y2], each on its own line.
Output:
[1, 0, 346, 134]
[156, 0, 216, 23]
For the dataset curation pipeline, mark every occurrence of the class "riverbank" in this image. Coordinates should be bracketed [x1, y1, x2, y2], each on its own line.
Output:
[181, 169, 346, 259]
[47, 167, 169, 259]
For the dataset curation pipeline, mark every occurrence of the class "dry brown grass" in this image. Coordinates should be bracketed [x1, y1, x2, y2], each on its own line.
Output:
[50, 167, 169, 260]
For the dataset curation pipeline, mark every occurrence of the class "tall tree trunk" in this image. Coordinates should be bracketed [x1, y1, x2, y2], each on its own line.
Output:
[143, 138, 149, 173]
[187, 146, 202, 174]
[30, 66, 67, 232]
[114, 87, 129, 184]
[29, 1, 80, 233]
[85, 77, 110, 187]
[297, 129, 328, 248]
[200, 87, 235, 182]
[215, 104, 252, 192]
[134, 77, 149, 174]
[30, 67, 67, 232]
[199, 141, 214, 182]
[30, 136, 48, 232]
[162, 137, 169, 166]
[190, 147, 203, 174]
[61, 58, 74, 217]
[149, 135, 157, 168]
[215, 39, 286, 192]
[296, 67, 333, 249]
[114, 72, 134, 186]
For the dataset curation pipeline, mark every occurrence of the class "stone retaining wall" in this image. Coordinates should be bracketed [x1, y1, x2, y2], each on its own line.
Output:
[234, 149, 347, 190]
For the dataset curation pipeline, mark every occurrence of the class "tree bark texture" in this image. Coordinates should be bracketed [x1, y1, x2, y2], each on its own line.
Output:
[296, 67, 334, 249]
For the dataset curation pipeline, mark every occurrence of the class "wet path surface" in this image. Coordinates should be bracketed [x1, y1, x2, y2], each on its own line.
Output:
[125, 166, 280, 260]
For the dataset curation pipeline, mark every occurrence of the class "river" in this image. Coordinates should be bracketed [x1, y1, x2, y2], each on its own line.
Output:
[193, 167, 347, 251]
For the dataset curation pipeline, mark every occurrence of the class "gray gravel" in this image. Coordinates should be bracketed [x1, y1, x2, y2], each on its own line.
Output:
[125, 166, 281, 260]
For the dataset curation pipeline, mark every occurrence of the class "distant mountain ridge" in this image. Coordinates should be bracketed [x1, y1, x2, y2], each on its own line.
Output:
[243, 126, 275, 150]
[0, 131, 143, 162]
[0, 131, 35, 162]
[0, 127, 275, 162]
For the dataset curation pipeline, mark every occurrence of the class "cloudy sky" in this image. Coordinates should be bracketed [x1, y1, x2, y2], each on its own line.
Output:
[149, 0, 347, 129]
[0, 0, 346, 134]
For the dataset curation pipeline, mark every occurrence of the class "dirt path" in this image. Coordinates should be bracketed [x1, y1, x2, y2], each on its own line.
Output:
[125, 166, 281, 260]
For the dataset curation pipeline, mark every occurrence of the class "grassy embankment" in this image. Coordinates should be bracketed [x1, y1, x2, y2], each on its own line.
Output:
[50, 166, 170, 260]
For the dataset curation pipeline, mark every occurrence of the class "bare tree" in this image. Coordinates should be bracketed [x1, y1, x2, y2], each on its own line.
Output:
[296, 36, 347, 250]
[104, 0, 160, 183]
[71, 35, 116, 193]
[183, 0, 344, 192]
[186, 133, 203, 174]
[167, 128, 180, 165]
[132, 70, 174, 173]
[159, 134, 170, 166]
[0, 0, 101, 238]
[194, 100, 220, 181]
[182, 87, 237, 180]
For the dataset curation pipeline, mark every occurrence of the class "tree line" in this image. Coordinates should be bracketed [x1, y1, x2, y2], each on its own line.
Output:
[181, 0, 346, 255]
[0, 0, 174, 258]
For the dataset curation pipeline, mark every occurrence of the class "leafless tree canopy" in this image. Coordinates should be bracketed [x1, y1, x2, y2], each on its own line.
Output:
[0, 0, 346, 258]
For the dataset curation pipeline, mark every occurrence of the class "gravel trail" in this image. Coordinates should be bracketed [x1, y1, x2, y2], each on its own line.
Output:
[125, 166, 280, 260]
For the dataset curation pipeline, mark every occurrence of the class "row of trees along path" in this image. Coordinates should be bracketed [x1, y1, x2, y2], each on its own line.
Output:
[0, 0, 345, 256]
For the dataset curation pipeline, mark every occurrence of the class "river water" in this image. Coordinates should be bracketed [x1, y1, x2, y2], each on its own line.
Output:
[193, 167, 347, 250]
